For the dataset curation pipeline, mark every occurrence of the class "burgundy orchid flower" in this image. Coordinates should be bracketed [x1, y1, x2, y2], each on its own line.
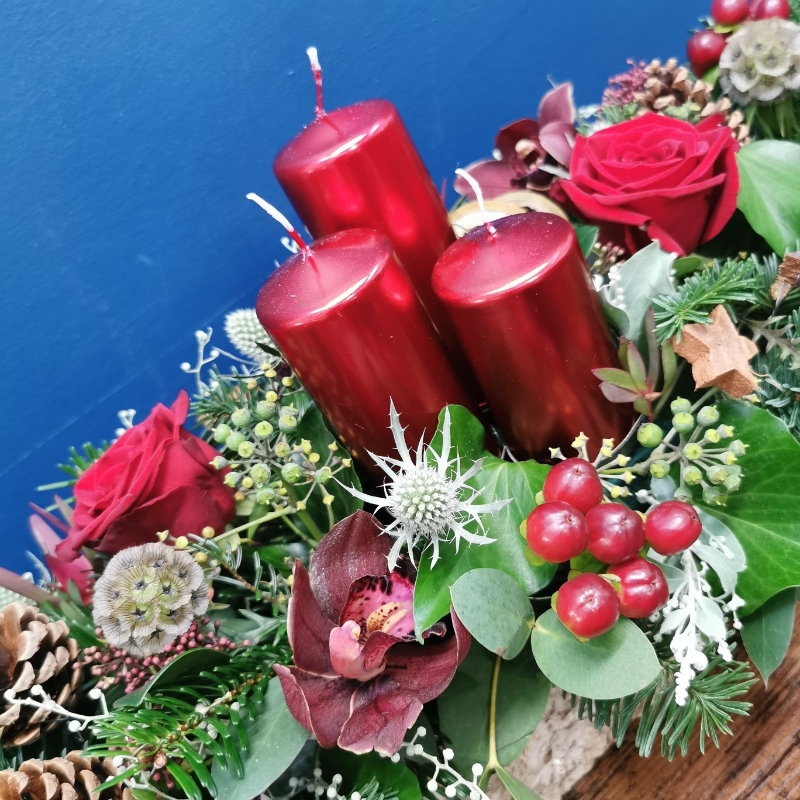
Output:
[455, 82, 576, 199]
[274, 510, 470, 756]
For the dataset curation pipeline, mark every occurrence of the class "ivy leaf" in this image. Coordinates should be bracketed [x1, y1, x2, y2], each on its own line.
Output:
[741, 587, 796, 684]
[573, 223, 599, 258]
[530, 610, 661, 700]
[496, 766, 542, 800]
[450, 569, 534, 659]
[428, 404, 488, 464]
[699, 400, 800, 612]
[211, 679, 307, 800]
[737, 140, 800, 256]
[437, 645, 550, 776]
[414, 456, 555, 637]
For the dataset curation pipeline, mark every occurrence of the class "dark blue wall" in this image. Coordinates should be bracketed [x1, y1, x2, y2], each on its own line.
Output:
[0, 0, 707, 573]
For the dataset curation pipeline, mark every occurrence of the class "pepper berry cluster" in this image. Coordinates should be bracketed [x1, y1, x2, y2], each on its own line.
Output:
[525, 458, 703, 640]
[687, 0, 791, 78]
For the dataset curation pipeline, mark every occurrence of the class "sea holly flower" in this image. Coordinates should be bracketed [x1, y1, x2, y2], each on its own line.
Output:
[273, 511, 469, 755]
[344, 403, 509, 568]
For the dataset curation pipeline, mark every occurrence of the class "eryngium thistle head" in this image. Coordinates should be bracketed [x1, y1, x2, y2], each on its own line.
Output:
[719, 18, 800, 105]
[224, 309, 274, 362]
[92, 543, 208, 657]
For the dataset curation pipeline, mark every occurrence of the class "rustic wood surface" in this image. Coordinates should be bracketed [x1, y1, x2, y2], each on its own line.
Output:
[565, 627, 800, 800]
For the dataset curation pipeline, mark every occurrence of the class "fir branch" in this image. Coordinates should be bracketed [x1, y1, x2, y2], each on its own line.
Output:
[756, 348, 800, 437]
[653, 259, 759, 344]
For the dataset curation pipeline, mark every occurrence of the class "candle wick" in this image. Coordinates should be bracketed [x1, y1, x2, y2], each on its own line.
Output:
[246, 193, 309, 253]
[306, 46, 325, 120]
[455, 168, 497, 237]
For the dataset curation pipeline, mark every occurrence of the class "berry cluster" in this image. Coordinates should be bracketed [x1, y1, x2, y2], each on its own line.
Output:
[687, 0, 791, 78]
[525, 458, 702, 639]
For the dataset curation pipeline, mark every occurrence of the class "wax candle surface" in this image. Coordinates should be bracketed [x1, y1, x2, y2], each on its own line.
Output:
[432, 212, 630, 458]
[256, 228, 475, 466]
[273, 99, 459, 349]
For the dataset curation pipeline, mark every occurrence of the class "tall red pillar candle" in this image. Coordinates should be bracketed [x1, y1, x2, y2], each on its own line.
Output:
[256, 227, 475, 467]
[273, 99, 460, 351]
[432, 212, 630, 458]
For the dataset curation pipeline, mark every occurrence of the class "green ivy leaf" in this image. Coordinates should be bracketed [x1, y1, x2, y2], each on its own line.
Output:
[530, 610, 661, 700]
[414, 456, 555, 637]
[737, 140, 800, 256]
[741, 587, 796, 684]
[496, 766, 542, 800]
[320, 749, 421, 800]
[699, 400, 800, 612]
[211, 679, 307, 799]
[428, 404, 488, 464]
[450, 568, 533, 659]
[573, 223, 599, 259]
[437, 645, 550, 776]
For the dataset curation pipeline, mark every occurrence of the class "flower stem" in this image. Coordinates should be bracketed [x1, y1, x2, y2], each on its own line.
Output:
[479, 654, 503, 790]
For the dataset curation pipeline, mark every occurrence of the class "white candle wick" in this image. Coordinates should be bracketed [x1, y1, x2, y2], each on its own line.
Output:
[306, 46, 325, 118]
[306, 46, 321, 72]
[246, 193, 309, 251]
[455, 169, 497, 236]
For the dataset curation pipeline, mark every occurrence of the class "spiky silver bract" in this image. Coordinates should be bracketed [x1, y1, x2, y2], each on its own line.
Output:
[719, 18, 800, 105]
[92, 543, 209, 656]
[345, 402, 510, 569]
[224, 308, 274, 362]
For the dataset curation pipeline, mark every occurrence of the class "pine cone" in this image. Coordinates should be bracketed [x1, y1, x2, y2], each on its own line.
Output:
[633, 59, 694, 112]
[0, 753, 131, 800]
[0, 604, 81, 747]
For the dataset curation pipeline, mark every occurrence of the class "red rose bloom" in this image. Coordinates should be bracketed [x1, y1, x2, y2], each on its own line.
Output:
[552, 113, 740, 256]
[56, 391, 235, 561]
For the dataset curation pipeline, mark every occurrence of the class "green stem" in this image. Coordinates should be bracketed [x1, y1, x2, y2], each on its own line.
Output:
[285, 486, 325, 540]
[479, 654, 503, 790]
[221, 506, 297, 538]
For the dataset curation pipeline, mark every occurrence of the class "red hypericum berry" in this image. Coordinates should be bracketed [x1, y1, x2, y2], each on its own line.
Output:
[556, 573, 620, 639]
[542, 458, 603, 514]
[608, 557, 669, 618]
[525, 501, 587, 563]
[645, 500, 702, 555]
[585, 503, 646, 564]
[711, 0, 751, 25]
[687, 30, 727, 78]
[749, 0, 790, 18]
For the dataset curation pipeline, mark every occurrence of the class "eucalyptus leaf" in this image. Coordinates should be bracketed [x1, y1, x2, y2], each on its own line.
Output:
[451, 569, 533, 659]
[211, 679, 307, 799]
[414, 456, 555, 637]
[695, 596, 727, 641]
[496, 766, 542, 800]
[437, 645, 550, 775]
[741, 587, 796, 683]
[699, 401, 800, 612]
[737, 140, 800, 256]
[530, 611, 661, 700]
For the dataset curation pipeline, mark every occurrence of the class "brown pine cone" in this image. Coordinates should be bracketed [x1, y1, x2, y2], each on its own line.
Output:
[0, 604, 81, 747]
[633, 58, 693, 111]
[0, 753, 132, 800]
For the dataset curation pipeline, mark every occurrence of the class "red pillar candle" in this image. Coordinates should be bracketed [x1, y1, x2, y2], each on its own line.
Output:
[273, 96, 459, 351]
[254, 218, 475, 467]
[432, 211, 630, 458]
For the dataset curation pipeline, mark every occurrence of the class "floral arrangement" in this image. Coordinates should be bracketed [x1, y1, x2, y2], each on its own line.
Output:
[4, 2, 800, 799]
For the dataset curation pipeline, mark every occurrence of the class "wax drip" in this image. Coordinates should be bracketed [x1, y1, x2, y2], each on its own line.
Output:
[307, 46, 325, 119]
[246, 193, 309, 253]
[454, 169, 497, 236]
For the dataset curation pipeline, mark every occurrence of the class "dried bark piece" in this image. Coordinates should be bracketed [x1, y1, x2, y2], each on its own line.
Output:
[770, 250, 800, 304]
[673, 305, 759, 399]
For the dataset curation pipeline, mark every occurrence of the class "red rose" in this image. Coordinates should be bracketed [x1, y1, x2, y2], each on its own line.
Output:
[56, 391, 235, 561]
[552, 113, 739, 256]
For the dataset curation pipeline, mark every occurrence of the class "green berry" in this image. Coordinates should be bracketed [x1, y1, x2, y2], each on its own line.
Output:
[256, 400, 278, 419]
[274, 441, 291, 458]
[231, 408, 252, 428]
[728, 440, 747, 457]
[256, 488, 277, 505]
[254, 420, 274, 438]
[225, 432, 246, 452]
[671, 397, 691, 414]
[674, 486, 693, 501]
[211, 456, 228, 470]
[638, 423, 664, 448]
[223, 472, 239, 488]
[278, 412, 298, 433]
[237, 441, 254, 458]
[673, 412, 695, 434]
[702, 486, 726, 505]
[723, 474, 742, 492]
[683, 465, 703, 485]
[707, 465, 728, 485]
[314, 466, 333, 484]
[683, 443, 704, 461]
[281, 463, 303, 483]
[703, 428, 721, 444]
[250, 464, 271, 485]
[697, 406, 719, 427]
[213, 423, 232, 443]
[649, 460, 670, 479]
[717, 425, 734, 439]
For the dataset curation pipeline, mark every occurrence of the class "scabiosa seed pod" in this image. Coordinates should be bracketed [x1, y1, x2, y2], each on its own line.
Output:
[92, 543, 209, 657]
[719, 18, 800, 105]
[223, 308, 274, 362]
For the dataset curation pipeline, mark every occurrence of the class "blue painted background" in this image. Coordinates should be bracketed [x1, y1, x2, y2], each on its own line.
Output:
[0, 0, 707, 573]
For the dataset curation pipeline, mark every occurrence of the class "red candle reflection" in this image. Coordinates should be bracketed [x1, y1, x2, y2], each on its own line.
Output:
[432, 212, 630, 458]
[256, 224, 475, 468]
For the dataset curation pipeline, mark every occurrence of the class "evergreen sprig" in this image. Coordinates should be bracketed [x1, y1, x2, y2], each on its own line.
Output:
[652, 259, 759, 344]
[573, 653, 756, 759]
